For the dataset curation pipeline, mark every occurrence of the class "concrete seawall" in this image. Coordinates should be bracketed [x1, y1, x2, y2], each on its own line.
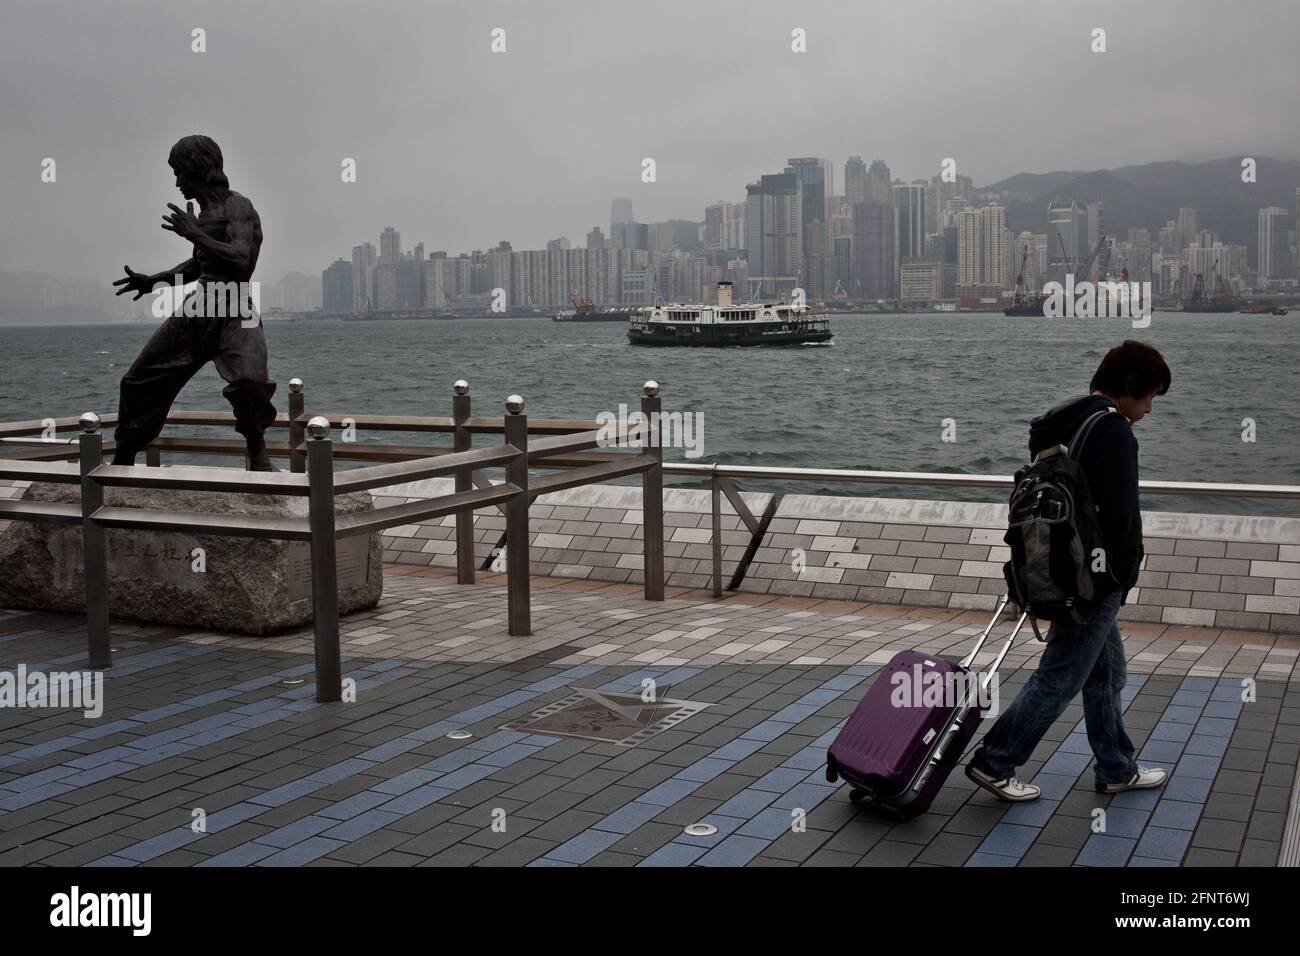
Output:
[5, 476, 1298, 633]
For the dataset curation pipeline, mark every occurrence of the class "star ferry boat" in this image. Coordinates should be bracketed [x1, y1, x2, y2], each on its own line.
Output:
[627, 282, 832, 347]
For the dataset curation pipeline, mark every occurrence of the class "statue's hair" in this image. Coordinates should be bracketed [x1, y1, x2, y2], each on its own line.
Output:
[168, 135, 229, 190]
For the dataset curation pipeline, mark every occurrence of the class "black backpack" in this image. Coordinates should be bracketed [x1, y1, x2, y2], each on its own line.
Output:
[1002, 407, 1118, 639]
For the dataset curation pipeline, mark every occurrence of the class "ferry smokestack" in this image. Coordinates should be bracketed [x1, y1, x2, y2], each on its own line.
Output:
[717, 281, 732, 307]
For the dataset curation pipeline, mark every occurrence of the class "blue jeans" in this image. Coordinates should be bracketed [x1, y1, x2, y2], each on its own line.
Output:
[972, 591, 1137, 788]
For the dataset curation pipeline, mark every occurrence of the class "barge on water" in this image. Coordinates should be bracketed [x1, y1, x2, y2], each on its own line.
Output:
[627, 282, 832, 347]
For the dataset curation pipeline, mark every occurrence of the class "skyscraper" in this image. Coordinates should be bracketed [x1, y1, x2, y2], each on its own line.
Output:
[322, 259, 353, 312]
[351, 241, 376, 310]
[786, 158, 827, 248]
[844, 156, 867, 205]
[957, 205, 1008, 290]
[610, 197, 634, 235]
[379, 226, 401, 265]
[1046, 200, 1085, 283]
[851, 201, 895, 301]
[746, 173, 803, 299]
[867, 160, 892, 203]
[1258, 206, 1289, 282]
[892, 181, 927, 270]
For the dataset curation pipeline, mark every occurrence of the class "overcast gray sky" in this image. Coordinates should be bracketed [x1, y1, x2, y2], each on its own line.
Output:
[2, 0, 1297, 284]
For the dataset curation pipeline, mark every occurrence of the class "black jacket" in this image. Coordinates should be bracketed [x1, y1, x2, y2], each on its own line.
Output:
[1027, 395, 1143, 602]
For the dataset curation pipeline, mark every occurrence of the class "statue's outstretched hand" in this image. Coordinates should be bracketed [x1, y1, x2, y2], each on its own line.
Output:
[112, 265, 157, 300]
[161, 203, 203, 241]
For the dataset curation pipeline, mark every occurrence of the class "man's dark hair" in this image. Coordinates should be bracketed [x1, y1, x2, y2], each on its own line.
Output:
[168, 135, 229, 190]
[1090, 340, 1171, 398]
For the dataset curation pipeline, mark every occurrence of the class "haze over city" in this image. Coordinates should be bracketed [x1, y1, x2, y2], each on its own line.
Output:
[2, 0, 1299, 286]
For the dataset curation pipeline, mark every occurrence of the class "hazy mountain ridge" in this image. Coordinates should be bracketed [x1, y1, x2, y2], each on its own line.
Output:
[981, 156, 1299, 248]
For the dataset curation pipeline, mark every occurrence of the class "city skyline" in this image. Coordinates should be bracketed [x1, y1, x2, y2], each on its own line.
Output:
[3, 0, 1300, 286]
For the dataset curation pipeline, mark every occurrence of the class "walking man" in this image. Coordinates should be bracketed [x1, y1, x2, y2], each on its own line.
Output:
[967, 340, 1173, 800]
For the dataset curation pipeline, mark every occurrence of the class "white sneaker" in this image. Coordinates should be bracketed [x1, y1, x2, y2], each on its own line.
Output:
[1097, 766, 1167, 794]
[965, 763, 1041, 802]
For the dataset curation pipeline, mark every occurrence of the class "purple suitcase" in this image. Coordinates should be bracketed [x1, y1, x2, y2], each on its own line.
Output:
[825, 596, 1029, 817]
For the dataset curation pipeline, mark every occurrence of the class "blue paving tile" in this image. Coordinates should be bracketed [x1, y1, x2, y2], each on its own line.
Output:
[1138, 739, 1185, 763]
[1183, 734, 1229, 758]
[1025, 772, 1077, 802]
[822, 674, 866, 691]
[640, 842, 708, 867]
[1041, 751, 1094, 776]
[318, 790, 395, 821]
[770, 782, 837, 812]
[1001, 798, 1058, 827]
[433, 764, 498, 790]
[1149, 722, 1194, 744]
[781, 747, 830, 771]
[1149, 800, 1202, 831]
[197, 842, 282, 868]
[716, 789, 779, 818]
[372, 768, 443, 795]
[697, 834, 768, 867]
[116, 828, 198, 862]
[771, 703, 819, 723]
[379, 786, 456, 815]
[320, 809, 404, 842]
[640, 778, 701, 806]
[305, 758, 378, 785]
[1163, 775, 1213, 804]
[967, 851, 1020, 867]
[546, 828, 623, 864]
[1057, 733, 1095, 755]
[980, 823, 1039, 857]
[798, 688, 843, 706]
[1128, 856, 1178, 867]
[740, 721, 793, 742]
[593, 801, 664, 834]
[1169, 690, 1211, 708]
[1133, 826, 1193, 862]
[1161, 704, 1203, 725]
[475, 743, 544, 767]
[675, 757, 733, 783]
[737, 806, 797, 840]
[752, 767, 812, 792]
[1075, 834, 1136, 867]
[1099, 806, 1149, 839]
[1201, 701, 1242, 720]
[707, 737, 767, 762]
[1108, 786, 1162, 811]
[249, 778, 323, 808]
[256, 836, 346, 867]
[1193, 717, 1236, 738]
[257, 815, 338, 849]
[1173, 754, 1222, 781]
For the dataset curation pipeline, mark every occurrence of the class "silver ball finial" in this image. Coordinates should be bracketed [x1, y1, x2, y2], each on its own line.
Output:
[505, 394, 524, 415]
[453, 379, 469, 396]
[79, 412, 101, 434]
[643, 380, 660, 398]
[306, 416, 331, 440]
[289, 378, 304, 393]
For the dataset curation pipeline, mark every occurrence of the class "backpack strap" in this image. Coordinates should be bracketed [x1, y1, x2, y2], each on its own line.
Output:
[1066, 406, 1118, 461]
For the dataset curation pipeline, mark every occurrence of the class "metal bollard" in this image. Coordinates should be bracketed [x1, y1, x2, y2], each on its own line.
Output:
[503, 395, 531, 636]
[711, 467, 722, 598]
[452, 380, 475, 585]
[79, 413, 111, 669]
[289, 378, 306, 473]
[306, 416, 342, 702]
[641, 381, 665, 601]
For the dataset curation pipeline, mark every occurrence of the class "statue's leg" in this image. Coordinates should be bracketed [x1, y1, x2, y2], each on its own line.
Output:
[212, 316, 278, 471]
[113, 315, 204, 465]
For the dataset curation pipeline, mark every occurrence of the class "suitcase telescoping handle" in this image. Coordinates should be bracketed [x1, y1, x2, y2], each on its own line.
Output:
[957, 593, 1029, 690]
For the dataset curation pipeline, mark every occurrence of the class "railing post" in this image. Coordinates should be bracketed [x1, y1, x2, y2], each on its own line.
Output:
[503, 394, 531, 636]
[711, 466, 722, 598]
[306, 416, 341, 703]
[145, 445, 160, 467]
[78, 413, 111, 669]
[452, 379, 475, 585]
[288, 377, 306, 473]
[641, 380, 665, 600]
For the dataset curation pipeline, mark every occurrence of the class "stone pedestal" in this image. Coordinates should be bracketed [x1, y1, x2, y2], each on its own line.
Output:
[0, 482, 383, 635]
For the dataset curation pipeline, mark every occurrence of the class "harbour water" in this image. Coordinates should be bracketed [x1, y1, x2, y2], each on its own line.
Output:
[1, 312, 1296, 515]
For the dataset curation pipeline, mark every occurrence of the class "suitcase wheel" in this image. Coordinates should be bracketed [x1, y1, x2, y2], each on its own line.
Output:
[848, 788, 868, 803]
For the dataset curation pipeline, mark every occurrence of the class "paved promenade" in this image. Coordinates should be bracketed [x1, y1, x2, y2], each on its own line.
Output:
[1, 565, 1297, 867]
